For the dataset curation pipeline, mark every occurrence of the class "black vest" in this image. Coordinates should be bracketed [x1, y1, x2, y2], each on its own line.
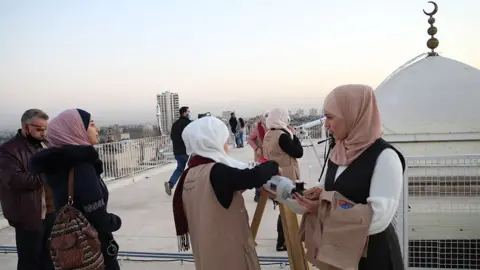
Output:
[324, 138, 406, 270]
[325, 138, 405, 203]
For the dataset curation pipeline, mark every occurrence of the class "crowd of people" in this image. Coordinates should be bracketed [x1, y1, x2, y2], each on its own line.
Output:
[228, 112, 246, 148]
[0, 84, 405, 270]
[166, 84, 404, 270]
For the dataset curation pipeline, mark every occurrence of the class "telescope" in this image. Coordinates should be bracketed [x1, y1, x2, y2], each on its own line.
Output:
[293, 116, 335, 177]
[298, 117, 325, 129]
[295, 116, 326, 137]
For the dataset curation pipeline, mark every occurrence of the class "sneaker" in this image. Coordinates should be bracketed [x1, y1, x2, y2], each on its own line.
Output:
[164, 182, 172, 196]
[276, 244, 287, 252]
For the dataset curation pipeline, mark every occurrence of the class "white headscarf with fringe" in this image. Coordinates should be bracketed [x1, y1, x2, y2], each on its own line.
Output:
[182, 116, 248, 169]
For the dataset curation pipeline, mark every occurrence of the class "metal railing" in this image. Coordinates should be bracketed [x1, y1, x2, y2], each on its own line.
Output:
[301, 126, 323, 140]
[405, 154, 480, 270]
[94, 136, 175, 181]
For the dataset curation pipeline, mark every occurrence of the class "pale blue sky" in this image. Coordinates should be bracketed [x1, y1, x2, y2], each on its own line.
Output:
[1, 0, 479, 128]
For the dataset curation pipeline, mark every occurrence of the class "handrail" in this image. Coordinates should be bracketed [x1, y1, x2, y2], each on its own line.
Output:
[0, 245, 289, 265]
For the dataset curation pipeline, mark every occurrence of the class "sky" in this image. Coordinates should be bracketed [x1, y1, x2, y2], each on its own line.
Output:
[1, 0, 479, 129]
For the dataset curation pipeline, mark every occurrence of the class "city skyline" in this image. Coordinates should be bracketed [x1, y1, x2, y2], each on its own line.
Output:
[1, 1, 479, 129]
[0, 103, 323, 131]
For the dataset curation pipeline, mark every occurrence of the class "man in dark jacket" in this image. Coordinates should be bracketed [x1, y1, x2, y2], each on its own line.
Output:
[229, 112, 238, 147]
[164, 106, 192, 195]
[0, 109, 55, 270]
[229, 112, 238, 134]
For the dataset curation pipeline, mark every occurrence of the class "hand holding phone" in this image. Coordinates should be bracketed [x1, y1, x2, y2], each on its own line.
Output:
[303, 187, 323, 200]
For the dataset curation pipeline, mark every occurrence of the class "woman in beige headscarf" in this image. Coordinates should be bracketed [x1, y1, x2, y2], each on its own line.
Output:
[263, 108, 304, 252]
[294, 84, 405, 270]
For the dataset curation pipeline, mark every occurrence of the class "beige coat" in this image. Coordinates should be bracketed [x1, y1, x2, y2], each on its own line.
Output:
[182, 163, 261, 270]
[298, 191, 373, 270]
[262, 129, 300, 180]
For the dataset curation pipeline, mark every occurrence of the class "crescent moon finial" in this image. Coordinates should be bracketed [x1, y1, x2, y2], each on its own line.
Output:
[423, 1, 438, 16]
[423, 1, 439, 56]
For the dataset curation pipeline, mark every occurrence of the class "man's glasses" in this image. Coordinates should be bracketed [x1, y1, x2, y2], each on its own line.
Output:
[26, 124, 46, 132]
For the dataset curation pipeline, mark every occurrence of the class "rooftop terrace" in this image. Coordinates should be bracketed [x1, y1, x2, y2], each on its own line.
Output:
[1, 132, 479, 269]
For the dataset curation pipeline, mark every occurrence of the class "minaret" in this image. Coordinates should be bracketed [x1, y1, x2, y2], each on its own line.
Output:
[156, 103, 162, 136]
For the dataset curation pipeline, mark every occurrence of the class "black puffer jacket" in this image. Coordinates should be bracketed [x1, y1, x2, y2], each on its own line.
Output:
[30, 145, 121, 266]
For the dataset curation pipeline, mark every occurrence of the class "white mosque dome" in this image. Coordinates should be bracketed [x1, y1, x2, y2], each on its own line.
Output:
[375, 55, 480, 135]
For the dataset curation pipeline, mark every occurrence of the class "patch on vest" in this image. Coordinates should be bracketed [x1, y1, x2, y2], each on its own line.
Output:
[338, 200, 354, 209]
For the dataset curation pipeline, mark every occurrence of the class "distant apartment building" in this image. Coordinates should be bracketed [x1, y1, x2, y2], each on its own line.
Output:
[99, 125, 123, 142]
[157, 91, 180, 133]
[222, 110, 233, 120]
[295, 109, 304, 117]
[309, 108, 319, 116]
[120, 133, 131, 140]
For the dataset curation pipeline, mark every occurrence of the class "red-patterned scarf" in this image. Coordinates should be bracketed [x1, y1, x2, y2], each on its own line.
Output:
[172, 155, 215, 251]
[257, 121, 266, 141]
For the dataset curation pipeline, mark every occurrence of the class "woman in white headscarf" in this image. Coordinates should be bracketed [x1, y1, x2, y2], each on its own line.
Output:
[172, 116, 280, 270]
[263, 108, 304, 252]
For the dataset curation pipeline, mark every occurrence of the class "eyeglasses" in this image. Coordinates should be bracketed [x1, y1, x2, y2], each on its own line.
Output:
[26, 124, 46, 133]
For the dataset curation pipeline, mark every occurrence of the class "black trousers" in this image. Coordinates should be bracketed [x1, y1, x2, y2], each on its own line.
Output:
[15, 213, 55, 270]
[100, 234, 121, 270]
[358, 224, 404, 270]
[104, 257, 120, 270]
[277, 213, 285, 246]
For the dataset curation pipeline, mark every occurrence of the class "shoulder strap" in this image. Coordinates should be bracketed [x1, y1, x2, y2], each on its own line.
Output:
[68, 168, 75, 205]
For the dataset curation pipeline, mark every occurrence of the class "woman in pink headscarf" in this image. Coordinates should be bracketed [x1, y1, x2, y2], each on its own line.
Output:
[294, 85, 405, 270]
[247, 111, 269, 202]
[30, 109, 122, 270]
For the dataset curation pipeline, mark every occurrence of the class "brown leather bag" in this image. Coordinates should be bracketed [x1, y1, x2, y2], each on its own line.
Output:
[49, 168, 105, 269]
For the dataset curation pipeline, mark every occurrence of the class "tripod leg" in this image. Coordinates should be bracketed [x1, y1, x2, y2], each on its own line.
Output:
[307, 135, 324, 167]
[280, 205, 310, 270]
[250, 189, 268, 239]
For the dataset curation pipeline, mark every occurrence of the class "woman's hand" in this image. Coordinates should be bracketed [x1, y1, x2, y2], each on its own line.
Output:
[293, 193, 319, 214]
[255, 148, 263, 160]
[303, 187, 323, 200]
